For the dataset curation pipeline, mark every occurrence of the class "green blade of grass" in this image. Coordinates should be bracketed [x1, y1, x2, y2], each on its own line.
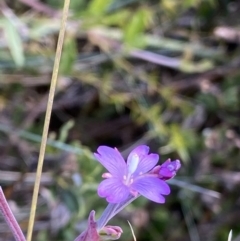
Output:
[4, 19, 25, 68]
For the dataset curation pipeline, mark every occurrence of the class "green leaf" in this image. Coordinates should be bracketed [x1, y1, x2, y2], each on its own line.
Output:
[60, 36, 77, 75]
[4, 19, 24, 68]
[59, 188, 79, 213]
[196, 93, 218, 112]
[123, 8, 152, 47]
[88, 0, 113, 16]
[180, 59, 214, 73]
[107, 0, 141, 12]
[169, 124, 197, 162]
[59, 119, 75, 142]
[102, 10, 131, 27]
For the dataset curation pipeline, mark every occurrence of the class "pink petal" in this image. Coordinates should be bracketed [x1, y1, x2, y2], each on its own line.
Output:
[134, 153, 159, 175]
[98, 178, 130, 203]
[127, 145, 149, 166]
[131, 177, 170, 203]
[94, 146, 126, 178]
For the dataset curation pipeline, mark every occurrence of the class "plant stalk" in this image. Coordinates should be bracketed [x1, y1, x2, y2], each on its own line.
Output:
[0, 187, 26, 241]
[26, 0, 71, 240]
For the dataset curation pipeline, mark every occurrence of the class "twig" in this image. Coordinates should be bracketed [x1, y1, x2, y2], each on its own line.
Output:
[26, 0, 71, 240]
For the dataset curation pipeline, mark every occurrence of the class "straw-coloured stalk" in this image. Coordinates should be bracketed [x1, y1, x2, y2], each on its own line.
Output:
[26, 0, 71, 240]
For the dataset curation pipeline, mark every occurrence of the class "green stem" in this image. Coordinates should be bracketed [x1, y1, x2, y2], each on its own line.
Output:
[26, 0, 71, 240]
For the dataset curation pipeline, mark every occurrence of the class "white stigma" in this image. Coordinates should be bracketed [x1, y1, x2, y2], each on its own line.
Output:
[127, 153, 139, 175]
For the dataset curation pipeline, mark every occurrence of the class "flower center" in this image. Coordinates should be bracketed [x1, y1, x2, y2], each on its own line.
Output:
[122, 154, 140, 186]
[123, 175, 134, 186]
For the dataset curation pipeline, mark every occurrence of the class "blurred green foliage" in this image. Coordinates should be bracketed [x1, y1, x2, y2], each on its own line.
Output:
[0, 0, 240, 241]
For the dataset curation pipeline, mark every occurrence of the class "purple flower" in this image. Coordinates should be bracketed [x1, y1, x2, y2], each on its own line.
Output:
[158, 159, 181, 180]
[150, 159, 181, 180]
[94, 145, 171, 204]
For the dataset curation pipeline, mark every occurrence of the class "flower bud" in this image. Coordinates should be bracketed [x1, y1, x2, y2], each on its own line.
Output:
[158, 159, 181, 180]
[74, 211, 123, 241]
[99, 226, 123, 240]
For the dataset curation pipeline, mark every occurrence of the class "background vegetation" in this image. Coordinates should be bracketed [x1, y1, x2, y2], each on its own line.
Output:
[0, 0, 240, 241]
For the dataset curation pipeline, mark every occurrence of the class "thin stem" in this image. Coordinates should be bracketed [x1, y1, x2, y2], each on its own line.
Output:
[26, 1, 71, 241]
[96, 203, 118, 231]
[0, 187, 26, 241]
[96, 195, 138, 231]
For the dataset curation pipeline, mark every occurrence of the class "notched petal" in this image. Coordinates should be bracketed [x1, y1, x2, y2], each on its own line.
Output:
[94, 146, 126, 177]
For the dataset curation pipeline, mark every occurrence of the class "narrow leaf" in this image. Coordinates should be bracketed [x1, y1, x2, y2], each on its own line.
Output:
[88, 0, 113, 16]
[4, 19, 24, 67]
